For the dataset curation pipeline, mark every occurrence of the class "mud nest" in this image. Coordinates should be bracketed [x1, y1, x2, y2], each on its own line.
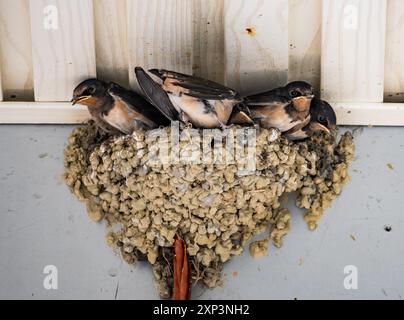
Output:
[63, 121, 354, 298]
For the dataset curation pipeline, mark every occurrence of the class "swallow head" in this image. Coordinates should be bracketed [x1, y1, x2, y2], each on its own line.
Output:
[309, 98, 337, 134]
[71, 79, 107, 107]
[285, 81, 314, 112]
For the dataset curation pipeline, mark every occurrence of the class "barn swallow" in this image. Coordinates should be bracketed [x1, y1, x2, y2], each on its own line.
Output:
[228, 103, 255, 126]
[71, 79, 169, 135]
[243, 81, 314, 132]
[284, 98, 337, 140]
[135, 67, 247, 129]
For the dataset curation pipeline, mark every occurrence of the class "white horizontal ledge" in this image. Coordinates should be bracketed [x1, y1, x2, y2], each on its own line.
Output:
[0, 102, 90, 124]
[0, 101, 404, 125]
[332, 102, 404, 126]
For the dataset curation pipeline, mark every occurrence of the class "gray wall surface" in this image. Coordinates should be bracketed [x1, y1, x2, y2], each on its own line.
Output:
[0, 125, 403, 299]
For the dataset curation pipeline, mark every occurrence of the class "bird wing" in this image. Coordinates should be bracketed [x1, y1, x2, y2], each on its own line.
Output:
[284, 128, 308, 141]
[228, 103, 254, 125]
[135, 67, 179, 122]
[284, 115, 311, 135]
[107, 80, 169, 126]
[149, 69, 240, 101]
[244, 92, 290, 106]
[88, 108, 122, 135]
[248, 98, 295, 131]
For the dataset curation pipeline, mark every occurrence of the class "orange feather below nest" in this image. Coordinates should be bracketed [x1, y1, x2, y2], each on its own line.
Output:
[173, 234, 190, 300]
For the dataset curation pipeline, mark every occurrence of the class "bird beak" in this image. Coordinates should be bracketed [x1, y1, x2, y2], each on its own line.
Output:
[292, 94, 314, 100]
[310, 122, 330, 134]
[329, 123, 337, 132]
[71, 95, 90, 105]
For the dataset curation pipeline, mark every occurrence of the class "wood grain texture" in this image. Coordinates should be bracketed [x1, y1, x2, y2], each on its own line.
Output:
[288, 0, 321, 95]
[0, 0, 34, 101]
[321, 0, 387, 102]
[192, 0, 225, 84]
[224, 0, 288, 95]
[384, 0, 404, 103]
[29, 0, 96, 101]
[94, 0, 129, 87]
[127, 0, 193, 90]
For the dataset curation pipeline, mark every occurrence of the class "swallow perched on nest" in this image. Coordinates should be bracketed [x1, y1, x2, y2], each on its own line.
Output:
[71, 79, 169, 135]
[284, 98, 337, 140]
[241, 81, 314, 132]
[135, 67, 251, 129]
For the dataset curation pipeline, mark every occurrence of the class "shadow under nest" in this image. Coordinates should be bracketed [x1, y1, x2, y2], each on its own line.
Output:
[63, 120, 354, 298]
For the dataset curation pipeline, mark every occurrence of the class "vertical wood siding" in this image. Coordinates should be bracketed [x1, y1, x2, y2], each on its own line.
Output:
[0, 0, 34, 101]
[0, 0, 403, 126]
[224, 0, 288, 95]
[192, 0, 225, 84]
[127, 0, 193, 91]
[29, 0, 96, 101]
[94, 0, 129, 87]
[384, 0, 404, 103]
[321, 0, 387, 102]
[288, 0, 322, 95]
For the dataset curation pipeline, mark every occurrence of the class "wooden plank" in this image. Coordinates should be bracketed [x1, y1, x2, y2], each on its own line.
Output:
[332, 103, 404, 126]
[224, 0, 288, 95]
[3, 102, 403, 126]
[192, 0, 225, 84]
[0, 67, 3, 101]
[321, 0, 387, 102]
[94, 0, 129, 87]
[0, 102, 89, 123]
[29, 0, 96, 101]
[0, 0, 34, 101]
[288, 0, 322, 95]
[127, 0, 194, 90]
[384, 0, 404, 103]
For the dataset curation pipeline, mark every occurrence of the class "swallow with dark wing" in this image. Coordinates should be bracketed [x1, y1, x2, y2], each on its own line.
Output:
[284, 98, 337, 140]
[135, 67, 249, 129]
[71, 79, 169, 135]
[228, 103, 255, 126]
[244, 81, 314, 132]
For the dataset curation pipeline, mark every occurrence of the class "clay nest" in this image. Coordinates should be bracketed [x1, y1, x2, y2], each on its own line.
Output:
[63, 121, 354, 298]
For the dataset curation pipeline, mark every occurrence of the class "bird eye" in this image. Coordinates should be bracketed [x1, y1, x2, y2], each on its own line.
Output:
[87, 86, 95, 94]
[318, 115, 326, 124]
[290, 90, 301, 97]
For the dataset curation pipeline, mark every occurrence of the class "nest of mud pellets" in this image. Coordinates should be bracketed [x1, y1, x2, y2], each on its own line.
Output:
[63, 121, 354, 298]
